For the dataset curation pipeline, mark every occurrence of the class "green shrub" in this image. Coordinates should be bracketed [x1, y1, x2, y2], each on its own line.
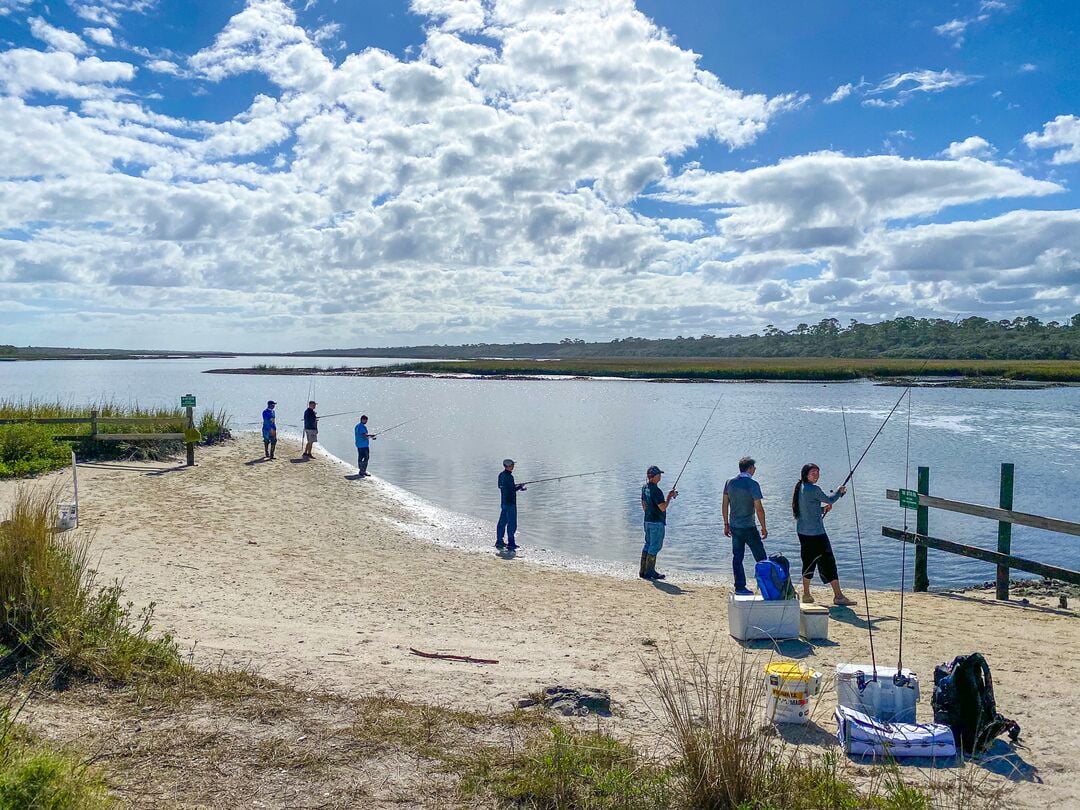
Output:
[0, 486, 182, 685]
[0, 425, 72, 479]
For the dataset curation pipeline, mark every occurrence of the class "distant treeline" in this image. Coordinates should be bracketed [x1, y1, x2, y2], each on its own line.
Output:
[304, 315, 1080, 360]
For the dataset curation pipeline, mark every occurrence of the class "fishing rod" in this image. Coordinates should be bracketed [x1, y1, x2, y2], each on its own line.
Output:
[670, 396, 723, 491]
[370, 417, 418, 437]
[516, 469, 613, 486]
[314, 409, 368, 421]
[841, 404, 877, 680]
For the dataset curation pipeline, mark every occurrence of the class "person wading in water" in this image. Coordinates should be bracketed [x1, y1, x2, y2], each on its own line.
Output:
[792, 463, 856, 606]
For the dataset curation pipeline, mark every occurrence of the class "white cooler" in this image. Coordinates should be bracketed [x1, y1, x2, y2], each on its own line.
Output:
[836, 664, 920, 724]
[799, 604, 830, 640]
[728, 593, 800, 641]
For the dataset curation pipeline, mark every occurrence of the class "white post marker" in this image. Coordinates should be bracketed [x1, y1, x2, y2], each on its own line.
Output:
[71, 449, 79, 527]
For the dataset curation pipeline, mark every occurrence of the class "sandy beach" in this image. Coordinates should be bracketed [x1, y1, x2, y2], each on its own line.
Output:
[3, 434, 1077, 808]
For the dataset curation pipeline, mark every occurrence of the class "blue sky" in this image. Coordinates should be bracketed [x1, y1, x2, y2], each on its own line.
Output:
[1, 0, 1078, 350]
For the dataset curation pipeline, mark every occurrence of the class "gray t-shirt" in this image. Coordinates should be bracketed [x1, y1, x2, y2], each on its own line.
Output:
[723, 474, 762, 529]
[796, 482, 843, 535]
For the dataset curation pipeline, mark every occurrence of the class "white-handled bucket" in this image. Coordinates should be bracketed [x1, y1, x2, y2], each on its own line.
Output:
[764, 662, 822, 724]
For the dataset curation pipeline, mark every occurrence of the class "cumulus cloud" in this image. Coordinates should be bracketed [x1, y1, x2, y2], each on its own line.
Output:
[0, 0, 1077, 348]
[83, 27, 116, 47]
[70, 1, 157, 28]
[30, 17, 90, 54]
[1024, 115, 1080, 164]
[941, 135, 995, 159]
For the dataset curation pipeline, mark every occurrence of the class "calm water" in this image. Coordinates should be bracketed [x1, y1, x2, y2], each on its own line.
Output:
[3, 356, 1078, 588]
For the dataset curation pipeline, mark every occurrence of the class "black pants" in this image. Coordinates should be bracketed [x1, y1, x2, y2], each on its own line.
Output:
[357, 447, 370, 475]
[798, 533, 838, 583]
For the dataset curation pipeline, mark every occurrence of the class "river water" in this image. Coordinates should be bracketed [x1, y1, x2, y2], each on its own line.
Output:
[3, 356, 1078, 589]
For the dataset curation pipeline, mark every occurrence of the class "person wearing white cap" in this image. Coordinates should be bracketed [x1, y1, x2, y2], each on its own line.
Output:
[496, 459, 526, 550]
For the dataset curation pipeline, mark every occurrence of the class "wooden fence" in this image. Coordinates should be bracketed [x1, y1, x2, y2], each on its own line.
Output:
[883, 463, 1080, 599]
[0, 406, 197, 466]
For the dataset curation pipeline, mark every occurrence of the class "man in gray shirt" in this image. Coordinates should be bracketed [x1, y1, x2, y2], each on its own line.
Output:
[722, 456, 768, 595]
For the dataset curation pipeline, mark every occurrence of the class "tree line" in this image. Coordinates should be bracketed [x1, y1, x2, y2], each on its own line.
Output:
[307, 315, 1080, 360]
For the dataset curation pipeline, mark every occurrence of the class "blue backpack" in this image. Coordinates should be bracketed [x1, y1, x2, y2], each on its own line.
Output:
[755, 555, 793, 600]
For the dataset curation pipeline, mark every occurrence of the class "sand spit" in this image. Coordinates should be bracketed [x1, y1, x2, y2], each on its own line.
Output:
[2, 435, 1076, 808]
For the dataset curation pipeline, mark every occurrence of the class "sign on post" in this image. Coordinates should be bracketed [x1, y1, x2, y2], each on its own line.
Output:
[180, 394, 197, 408]
[898, 488, 920, 509]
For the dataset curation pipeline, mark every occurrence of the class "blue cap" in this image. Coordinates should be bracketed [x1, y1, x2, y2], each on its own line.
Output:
[647, 465, 663, 476]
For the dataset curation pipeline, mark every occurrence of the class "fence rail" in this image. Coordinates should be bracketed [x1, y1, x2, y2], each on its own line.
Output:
[883, 463, 1079, 600]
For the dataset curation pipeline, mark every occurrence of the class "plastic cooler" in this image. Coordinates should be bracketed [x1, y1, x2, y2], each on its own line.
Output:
[799, 604, 830, 640]
[836, 664, 920, 724]
[728, 593, 800, 641]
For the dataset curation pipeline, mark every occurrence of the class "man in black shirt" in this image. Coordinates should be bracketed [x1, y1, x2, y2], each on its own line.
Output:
[640, 465, 678, 580]
[301, 401, 318, 458]
[496, 459, 526, 550]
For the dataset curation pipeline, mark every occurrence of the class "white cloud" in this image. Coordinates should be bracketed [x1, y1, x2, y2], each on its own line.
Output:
[0, 49, 135, 99]
[873, 69, 979, 97]
[410, 0, 486, 32]
[30, 17, 90, 54]
[0, 0, 31, 16]
[1024, 115, 1080, 164]
[83, 27, 116, 47]
[655, 152, 1059, 251]
[1019, 62, 1037, 72]
[941, 135, 995, 159]
[146, 58, 180, 74]
[824, 82, 853, 104]
[70, 1, 157, 28]
[1, 0, 1077, 348]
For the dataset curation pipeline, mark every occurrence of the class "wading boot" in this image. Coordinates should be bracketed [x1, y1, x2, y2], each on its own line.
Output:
[645, 554, 666, 581]
[639, 551, 649, 579]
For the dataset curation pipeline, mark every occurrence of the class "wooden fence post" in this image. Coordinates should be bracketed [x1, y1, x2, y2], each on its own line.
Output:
[90, 409, 99, 440]
[914, 466, 930, 592]
[996, 463, 1014, 600]
[185, 404, 195, 467]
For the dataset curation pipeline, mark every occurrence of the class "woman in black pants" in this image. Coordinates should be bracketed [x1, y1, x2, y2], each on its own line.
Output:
[792, 463, 856, 606]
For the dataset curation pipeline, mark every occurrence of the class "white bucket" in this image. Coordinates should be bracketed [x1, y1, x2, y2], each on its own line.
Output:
[57, 502, 77, 531]
[764, 662, 822, 725]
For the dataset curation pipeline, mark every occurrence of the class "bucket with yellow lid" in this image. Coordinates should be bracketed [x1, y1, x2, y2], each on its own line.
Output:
[764, 661, 822, 725]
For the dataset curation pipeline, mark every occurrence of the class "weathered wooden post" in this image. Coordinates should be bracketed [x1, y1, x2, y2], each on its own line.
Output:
[182, 394, 197, 467]
[90, 408, 99, 440]
[996, 463, 1014, 600]
[914, 466, 930, 592]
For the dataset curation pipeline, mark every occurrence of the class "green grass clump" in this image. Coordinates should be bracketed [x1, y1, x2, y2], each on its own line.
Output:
[0, 705, 113, 809]
[0, 425, 73, 479]
[460, 726, 671, 809]
[0, 486, 182, 686]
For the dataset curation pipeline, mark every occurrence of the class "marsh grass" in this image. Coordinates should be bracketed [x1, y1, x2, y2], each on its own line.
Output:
[0, 398, 232, 478]
[375, 357, 1080, 382]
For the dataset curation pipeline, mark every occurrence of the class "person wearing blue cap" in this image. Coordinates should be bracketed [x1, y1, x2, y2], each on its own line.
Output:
[261, 400, 277, 459]
[640, 465, 678, 580]
[496, 459, 526, 550]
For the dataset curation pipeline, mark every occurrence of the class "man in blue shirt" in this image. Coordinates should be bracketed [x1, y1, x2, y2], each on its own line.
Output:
[261, 400, 277, 460]
[496, 459, 526, 551]
[354, 415, 376, 477]
[722, 456, 768, 595]
[640, 465, 678, 580]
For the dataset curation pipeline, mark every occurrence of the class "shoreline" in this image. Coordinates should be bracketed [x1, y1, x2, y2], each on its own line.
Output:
[1, 435, 1077, 807]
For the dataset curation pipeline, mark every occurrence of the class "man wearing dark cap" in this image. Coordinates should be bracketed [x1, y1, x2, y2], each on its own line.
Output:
[723, 456, 768, 595]
[640, 465, 678, 580]
[496, 458, 526, 550]
[261, 400, 277, 459]
[301, 401, 318, 459]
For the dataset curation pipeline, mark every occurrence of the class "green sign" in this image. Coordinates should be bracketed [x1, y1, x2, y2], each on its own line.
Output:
[180, 394, 197, 408]
[898, 488, 920, 509]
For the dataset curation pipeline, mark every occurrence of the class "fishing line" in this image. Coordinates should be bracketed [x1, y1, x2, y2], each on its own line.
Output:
[897, 387, 913, 671]
[671, 396, 723, 491]
[841, 404, 877, 680]
[370, 417, 419, 437]
[517, 469, 613, 486]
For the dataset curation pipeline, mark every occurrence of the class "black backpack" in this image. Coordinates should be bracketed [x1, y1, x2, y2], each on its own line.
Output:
[931, 652, 1020, 754]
